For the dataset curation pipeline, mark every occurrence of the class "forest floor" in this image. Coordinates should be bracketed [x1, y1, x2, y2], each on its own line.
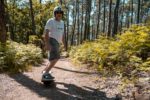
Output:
[0, 57, 149, 100]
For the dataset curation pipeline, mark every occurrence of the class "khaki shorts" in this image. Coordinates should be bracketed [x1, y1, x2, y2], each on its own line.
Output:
[48, 38, 60, 61]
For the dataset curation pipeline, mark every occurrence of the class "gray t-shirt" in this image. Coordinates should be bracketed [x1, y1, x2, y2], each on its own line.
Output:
[45, 18, 64, 43]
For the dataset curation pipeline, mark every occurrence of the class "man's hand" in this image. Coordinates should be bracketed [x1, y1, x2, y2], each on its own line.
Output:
[43, 29, 50, 51]
[44, 44, 51, 51]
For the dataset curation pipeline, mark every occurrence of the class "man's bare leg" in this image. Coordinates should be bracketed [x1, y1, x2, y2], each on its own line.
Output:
[43, 59, 59, 73]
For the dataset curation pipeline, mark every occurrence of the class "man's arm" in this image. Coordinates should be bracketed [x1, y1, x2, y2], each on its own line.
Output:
[44, 29, 50, 50]
[44, 29, 49, 44]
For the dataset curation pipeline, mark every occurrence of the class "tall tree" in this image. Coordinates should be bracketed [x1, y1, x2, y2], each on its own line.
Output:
[131, 0, 134, 24]
[77, 0, 80, 45]
[137, 0, 141, 23]
[0, 0, 7, 43]
[80, 0, 84, 43]
[63, 0, 69, 50]
[108, 0, 112, 37]
[103, 0, 106, 33]
[59, 0, 62, 5]
[83, 0, 92, 40]
[83, 0, 88, 40]
[66, 6, 69, 50]
[113, 0, 120, 36]
[39, 0, 42, 3]
[96, 0, 101, 38]
[10, 0, 16, 40]
[87, 0, 92, 40]
[29, 0, 36, 34]
[120, 0, 125, 31]
[71, 1, 77, 45]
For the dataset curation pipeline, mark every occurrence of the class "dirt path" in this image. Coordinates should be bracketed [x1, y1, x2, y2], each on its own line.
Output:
[0, 58, 149, 100]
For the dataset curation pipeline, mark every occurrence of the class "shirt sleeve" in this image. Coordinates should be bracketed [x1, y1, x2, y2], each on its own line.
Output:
[44, 19, 52, 31]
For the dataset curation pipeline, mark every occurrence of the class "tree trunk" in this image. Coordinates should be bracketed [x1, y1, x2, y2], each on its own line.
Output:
[96, 0, 101, 38]
[108, 0, 112, 37]
[103, 0, 106, 33]
[77, 0, 80, 45]
[59, 0, 62, 5]
[137, 0, 141, 24]
[140, 0, 144, 23]
[126, 11, 130, 28]
[39, 0, 42, 3]
[66, 7, 69, 50]
[131, 0, 134, 24]
[71, 2, 77, 45]
[113, 0, 120, 36]
[120, 0, 125, 32]
[0, 0, 7, 43]
[80, 0, 84, 44]
[83, 0, 91, 40]
[87, 0, 91, 40]
[83, 2, 88, 41]
[29, 0, 36, 34]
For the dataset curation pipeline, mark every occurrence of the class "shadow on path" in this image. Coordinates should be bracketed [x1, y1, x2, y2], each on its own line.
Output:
[54, 66, 99, 75]
[9, 73, 117, 100]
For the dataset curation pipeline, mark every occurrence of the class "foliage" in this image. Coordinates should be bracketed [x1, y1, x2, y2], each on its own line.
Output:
[70, 37, 112, 64]
[29, 35, 43, 47]
[0, 43, 6, 71]
[70, 25, 150, 76]
[0, 41, 43, 73]
[6, 1, 57, 42]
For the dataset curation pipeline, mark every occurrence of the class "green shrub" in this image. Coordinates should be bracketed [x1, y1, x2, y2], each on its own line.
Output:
[103, 25, 150, 71]
[140, 57, 150, 71]
[0, 41, 43, 73]
[70, 25, 150, 76]
[0, 43, 6, 71]
[29, 35, 42, 47]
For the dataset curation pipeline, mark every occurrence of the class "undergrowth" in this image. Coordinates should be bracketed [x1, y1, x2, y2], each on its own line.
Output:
[0, 41, 43, 73]
[70, 25, 150, 80]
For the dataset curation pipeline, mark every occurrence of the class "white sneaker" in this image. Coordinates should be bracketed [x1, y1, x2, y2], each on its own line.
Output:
[42, 71, 52, 74]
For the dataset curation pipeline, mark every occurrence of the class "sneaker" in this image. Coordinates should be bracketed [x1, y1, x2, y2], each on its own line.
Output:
[42, 71, 52, 74]
[41, 73, 54, 82]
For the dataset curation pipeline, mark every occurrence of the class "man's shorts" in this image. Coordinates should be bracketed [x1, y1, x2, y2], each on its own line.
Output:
[48, 37, 60, 61]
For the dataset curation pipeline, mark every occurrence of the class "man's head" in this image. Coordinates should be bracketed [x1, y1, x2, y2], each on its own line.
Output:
[54, 6, 63, 21]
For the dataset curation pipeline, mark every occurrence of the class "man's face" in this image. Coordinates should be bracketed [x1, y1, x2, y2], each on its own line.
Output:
[55, 11, 63, 21]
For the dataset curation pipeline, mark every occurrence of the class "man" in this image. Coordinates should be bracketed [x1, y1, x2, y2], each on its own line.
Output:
[42, 6, 65, 81]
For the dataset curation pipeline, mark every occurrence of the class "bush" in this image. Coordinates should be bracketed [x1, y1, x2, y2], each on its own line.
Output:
[0, 43, 6, 71]
[29, 35, 43, 47]
[0, 41, 43, 73]
[70, 25, 150, 76]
